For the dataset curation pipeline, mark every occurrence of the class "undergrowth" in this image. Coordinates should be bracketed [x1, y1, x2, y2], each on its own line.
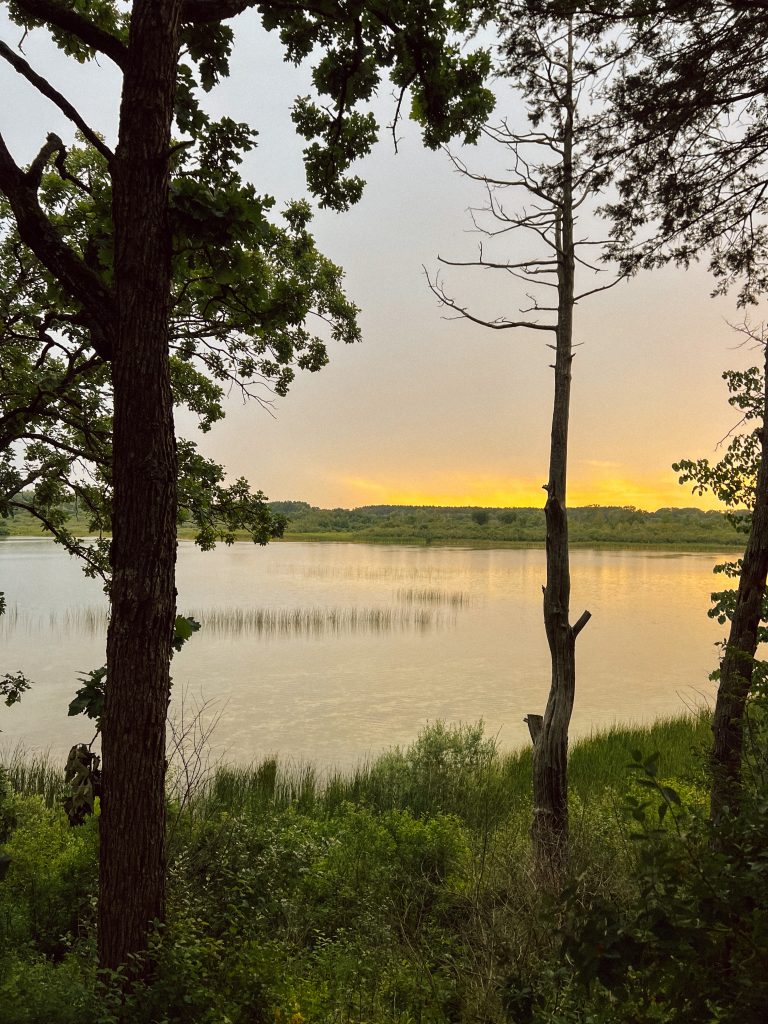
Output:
[3, 711, 765, 1024]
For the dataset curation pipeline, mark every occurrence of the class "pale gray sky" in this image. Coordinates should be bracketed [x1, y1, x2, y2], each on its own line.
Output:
[0, 9, 758, 510]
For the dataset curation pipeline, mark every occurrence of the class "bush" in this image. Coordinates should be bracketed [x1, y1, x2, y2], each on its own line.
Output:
[559, 780, 768, 1023]
[0, 794, 98, 955]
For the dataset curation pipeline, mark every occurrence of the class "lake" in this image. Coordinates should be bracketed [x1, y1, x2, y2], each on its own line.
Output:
[0, 538, 728, 769]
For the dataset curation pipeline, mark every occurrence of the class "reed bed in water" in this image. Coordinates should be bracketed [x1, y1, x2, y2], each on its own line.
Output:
[395, 587, 471, 608]
[190, 605, 440, 637]
[0, 603, 446, 638]
[0, 604, 110, 635]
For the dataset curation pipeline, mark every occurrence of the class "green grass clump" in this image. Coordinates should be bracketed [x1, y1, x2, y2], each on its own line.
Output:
[1, 748, 68, 808]
[568, 711, 712, 798]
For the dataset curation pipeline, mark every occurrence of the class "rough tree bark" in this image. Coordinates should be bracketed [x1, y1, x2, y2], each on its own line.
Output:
[710, 343, 768, 821]
[99, 0, 183, 971]
[531, 27, 590, 872]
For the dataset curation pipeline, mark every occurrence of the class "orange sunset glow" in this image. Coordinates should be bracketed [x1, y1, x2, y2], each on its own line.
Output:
[332, 471, 721, 512]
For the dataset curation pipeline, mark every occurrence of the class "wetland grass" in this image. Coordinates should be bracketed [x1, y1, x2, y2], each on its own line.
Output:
[183, 711, 712, 826]
[191, 604, 441, 638]
[2, 712, 711, 817]
[1, 603, 452, 638]
[395, 587, 471, 607]
[1, 747, 67, 807]
[568, 710, 712, 798]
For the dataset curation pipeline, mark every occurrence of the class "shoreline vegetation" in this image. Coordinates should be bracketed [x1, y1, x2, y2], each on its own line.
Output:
[1, 499, 746, 550]
[8, 710, 767, 1021]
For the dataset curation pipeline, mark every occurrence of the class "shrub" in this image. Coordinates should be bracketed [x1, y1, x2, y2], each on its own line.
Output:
[0, 794, 98, 955]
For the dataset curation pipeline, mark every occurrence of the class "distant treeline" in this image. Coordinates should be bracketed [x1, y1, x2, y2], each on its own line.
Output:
[270, 501, 745, 547]
[1, 497, 746, 547]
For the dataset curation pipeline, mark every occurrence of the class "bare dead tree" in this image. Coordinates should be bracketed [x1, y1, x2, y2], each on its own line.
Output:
[427, 12, 623, 874]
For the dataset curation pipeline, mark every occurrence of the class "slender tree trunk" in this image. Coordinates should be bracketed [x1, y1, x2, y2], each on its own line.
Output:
[99, 0, 182, 971]
[711, 344, 768, 821]
[531, 24, 590, 872]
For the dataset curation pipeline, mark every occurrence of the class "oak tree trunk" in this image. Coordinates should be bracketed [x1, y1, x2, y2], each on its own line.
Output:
[710, 344, 768, 821]
[99, 0, 182, 972]
[531, 24, 590, 873]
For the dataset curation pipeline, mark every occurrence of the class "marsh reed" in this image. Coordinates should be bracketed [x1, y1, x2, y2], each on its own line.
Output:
[395, 587, 471, 607]
[0, 602, 447, 638]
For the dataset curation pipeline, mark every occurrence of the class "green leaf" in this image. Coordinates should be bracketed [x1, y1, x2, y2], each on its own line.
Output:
[172, 614, 201, 653]
[660, 785, 682, 806]
[68, 666, 106, 722]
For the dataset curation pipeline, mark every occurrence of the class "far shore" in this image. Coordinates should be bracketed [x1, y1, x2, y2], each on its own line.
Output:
[2, 500, 746, 552]
[0, 525, 745, 554]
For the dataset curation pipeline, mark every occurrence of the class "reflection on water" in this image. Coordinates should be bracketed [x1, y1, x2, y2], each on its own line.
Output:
[272, 561, 475, 582]
[0, 539, 729, 768]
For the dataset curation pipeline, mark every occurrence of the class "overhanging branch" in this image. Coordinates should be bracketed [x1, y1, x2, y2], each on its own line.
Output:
[0, 41, 114, 163]
[0, 131, 115, 358]
[424, 267, 557, 334]
[10, 0, 126, 68]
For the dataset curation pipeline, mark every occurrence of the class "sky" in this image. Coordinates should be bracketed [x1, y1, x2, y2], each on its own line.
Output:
[0, 9, 763, 512]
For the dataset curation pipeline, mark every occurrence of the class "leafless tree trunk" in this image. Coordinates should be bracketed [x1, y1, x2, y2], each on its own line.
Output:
[532, 32, 590, 871]
[427, 16, 606, 873]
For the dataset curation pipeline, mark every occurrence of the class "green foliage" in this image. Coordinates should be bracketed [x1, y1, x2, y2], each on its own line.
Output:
[2, 714, 757, 1023]
[674, 363, 768, 669]
[561, 796, 768, 1023]
[62, 746, 100, 828]
[271, 501, 742, 547]
[258, 2, 495, 210]
[0, 671, 31, 709]
[172, 613, 201, 653]
[0, 952, 98, 1024]
[67, 666, 106, 723]
[673, 366, 762, 523]
[0, 131, 356, 568]
[0, 794, 98, 957]
[600, 3, 768, 306]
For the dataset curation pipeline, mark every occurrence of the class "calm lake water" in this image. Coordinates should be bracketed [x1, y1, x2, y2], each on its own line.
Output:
[0, 538, 729, 769]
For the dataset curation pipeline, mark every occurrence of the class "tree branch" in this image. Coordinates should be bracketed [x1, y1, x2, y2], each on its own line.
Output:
[181, 0, 257, 20]
[424, 267, 557, 333]
[0, 131, 115, 358]
[0, 41, 113, 163]
[10, 0, 126, 68]
[571, 609, 591, 638]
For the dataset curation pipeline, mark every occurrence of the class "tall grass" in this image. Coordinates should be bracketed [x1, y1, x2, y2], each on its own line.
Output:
[569, 711, 712, 797]
[182, 711, 712, 827]
[190, 604, 441, 637]
[1, 746, 67, 807]
[0, 603, 450, 638]
[3, 712, 712, 826]
[395, 587, 471, 607]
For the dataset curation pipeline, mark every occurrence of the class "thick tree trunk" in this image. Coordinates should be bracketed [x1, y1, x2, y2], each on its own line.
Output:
[711, 345, 768, 821]
[99, 0, 183, 972]
[531, 25, 590, 873]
